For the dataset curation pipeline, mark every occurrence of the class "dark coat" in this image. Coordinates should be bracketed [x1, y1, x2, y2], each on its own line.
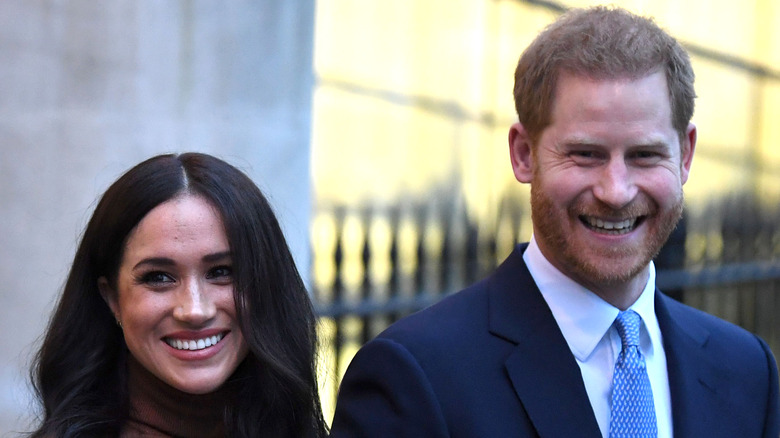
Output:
[331, 244, 780, 438]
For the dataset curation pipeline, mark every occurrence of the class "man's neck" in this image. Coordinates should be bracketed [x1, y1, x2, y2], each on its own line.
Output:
[529, 236, 651, 310]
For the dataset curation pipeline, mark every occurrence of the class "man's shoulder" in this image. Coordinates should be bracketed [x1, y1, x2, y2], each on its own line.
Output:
[377, 247, 524, 341]
[659, 292, 778, 437]
[661, 293, 758, 339]
[659, 292, 773, 362]
[378, 277, 493, 347]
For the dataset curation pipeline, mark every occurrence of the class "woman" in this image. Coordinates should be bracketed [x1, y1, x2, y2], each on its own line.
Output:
[30, 153, 328, 437]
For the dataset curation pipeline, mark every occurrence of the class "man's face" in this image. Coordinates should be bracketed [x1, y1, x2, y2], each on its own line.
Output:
[509, 71, 696, 307]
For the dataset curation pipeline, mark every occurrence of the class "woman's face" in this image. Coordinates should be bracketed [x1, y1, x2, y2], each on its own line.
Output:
[100, 194, 249, 394]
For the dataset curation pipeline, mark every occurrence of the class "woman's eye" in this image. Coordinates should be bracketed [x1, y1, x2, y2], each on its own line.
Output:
[137, 271, 175, 286]
[207, 266, 233, 282]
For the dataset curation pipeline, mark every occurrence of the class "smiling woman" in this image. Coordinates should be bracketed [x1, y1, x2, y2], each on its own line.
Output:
[98, 194, 250, 398]
[29, 153, 328, 437]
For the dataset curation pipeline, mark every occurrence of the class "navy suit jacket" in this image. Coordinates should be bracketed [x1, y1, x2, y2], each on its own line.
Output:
[331, 244, 780, 437]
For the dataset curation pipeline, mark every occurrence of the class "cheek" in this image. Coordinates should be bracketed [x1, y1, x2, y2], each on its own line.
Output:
[219, 293, 241, 325]
[536, 173, 588, 207]
[117, 293, 168, 337]
[220, 292, 247, 343]
[641, 171, 684, 205]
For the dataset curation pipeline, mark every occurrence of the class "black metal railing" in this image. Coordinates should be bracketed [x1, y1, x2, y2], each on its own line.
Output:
[313, 194, 780, 390]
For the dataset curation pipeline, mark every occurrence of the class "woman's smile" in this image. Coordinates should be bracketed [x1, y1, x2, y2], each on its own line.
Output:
[164, 332, 225, 351]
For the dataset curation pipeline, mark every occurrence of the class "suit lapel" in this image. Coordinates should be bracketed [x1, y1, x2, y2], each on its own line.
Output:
[488, 246, 602, 438]
[655, 294, 719, 437]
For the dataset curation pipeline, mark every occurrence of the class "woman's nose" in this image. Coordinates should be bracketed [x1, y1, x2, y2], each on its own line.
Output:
[173, 279, 217, 324]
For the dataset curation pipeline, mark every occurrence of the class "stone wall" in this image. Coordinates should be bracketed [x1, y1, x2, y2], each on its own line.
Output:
[0, 1, 314, 433]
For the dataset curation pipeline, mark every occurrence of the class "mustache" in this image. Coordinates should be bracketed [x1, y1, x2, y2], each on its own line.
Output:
[571, 196, 656, 219]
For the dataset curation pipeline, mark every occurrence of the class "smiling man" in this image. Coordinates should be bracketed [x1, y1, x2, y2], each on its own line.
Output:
[331, 6, 780, 438]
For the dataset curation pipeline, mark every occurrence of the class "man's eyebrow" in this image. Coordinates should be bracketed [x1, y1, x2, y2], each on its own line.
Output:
[559, 139, 672, 149]
[631, 141, 669, 148]
[557, 135, 602, 147]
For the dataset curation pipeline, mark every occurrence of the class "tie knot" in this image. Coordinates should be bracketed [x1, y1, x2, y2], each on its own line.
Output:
[615, 310, 641, 348]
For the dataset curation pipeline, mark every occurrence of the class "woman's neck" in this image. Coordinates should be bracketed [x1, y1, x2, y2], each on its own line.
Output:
[122, 355, 231, 437]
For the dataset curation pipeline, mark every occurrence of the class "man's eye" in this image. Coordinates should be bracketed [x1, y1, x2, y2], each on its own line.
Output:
[569, 150, 602, 164]
[631, 150, 663, 164]
[635, 151, 657, 158]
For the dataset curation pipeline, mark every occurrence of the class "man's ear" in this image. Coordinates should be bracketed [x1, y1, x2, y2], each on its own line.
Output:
[98, 277, 120, 320]
[509, 122, 534, 183]
[680, 122, 696, 185]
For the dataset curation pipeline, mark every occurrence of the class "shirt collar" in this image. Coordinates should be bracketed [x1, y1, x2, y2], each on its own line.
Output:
[522, 236, 658, 361]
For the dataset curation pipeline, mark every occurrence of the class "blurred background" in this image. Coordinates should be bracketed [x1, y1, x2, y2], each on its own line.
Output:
[1, 0, 779, 434]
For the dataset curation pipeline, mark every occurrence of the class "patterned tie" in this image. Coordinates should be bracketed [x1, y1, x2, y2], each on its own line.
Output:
[609, 310, 657, 438]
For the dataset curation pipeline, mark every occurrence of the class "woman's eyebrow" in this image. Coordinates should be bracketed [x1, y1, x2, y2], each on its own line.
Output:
[202, 251, 232, 263]
[132, 257, 175, 271]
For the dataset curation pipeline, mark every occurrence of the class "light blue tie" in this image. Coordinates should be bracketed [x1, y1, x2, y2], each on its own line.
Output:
[609, 310, 657, 438]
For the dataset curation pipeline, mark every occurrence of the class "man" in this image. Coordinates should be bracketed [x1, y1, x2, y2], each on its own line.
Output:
[330, 6, 779, 438]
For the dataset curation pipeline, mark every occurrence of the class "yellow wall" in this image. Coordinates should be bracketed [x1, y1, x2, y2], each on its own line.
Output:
[311, 0, 780, 421]
[313, 0, 780, 218]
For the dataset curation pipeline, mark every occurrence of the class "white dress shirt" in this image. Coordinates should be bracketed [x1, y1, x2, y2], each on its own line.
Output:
[522, 236, 673, 438]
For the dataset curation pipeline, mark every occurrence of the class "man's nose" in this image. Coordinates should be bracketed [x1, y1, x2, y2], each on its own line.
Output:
[173, 279, 217, 324]
[592, 159, 638, 209]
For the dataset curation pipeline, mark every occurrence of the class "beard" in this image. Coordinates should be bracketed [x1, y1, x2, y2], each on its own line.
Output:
[530, 180, 684, 288]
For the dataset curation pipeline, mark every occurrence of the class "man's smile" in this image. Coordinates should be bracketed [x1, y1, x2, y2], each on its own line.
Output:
[580, 215, 643, 235]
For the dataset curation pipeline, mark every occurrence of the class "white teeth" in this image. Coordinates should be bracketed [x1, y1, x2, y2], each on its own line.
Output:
[584, 217, 637, 234]
[165, 334, 223, 351]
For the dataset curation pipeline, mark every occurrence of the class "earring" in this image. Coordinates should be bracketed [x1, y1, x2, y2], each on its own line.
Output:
[116, 319, 123, 328]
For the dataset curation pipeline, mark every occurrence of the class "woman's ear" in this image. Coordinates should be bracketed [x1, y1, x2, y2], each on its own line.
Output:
[98, 277, 120, 321]
[509, 122, 534, 183]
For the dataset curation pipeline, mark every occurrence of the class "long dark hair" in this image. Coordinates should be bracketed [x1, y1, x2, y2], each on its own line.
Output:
[30, 153, 328, 437]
